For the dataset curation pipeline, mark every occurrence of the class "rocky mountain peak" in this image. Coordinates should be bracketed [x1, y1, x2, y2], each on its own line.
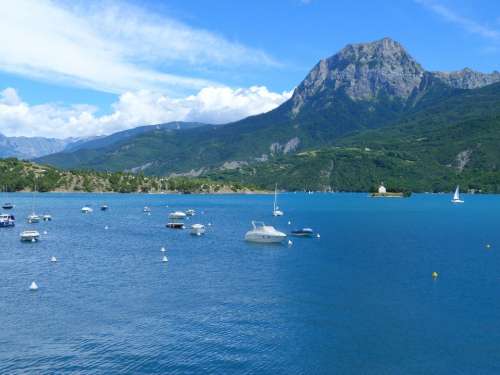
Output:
[431, 68, 500, 89]
[291, 37, 425, 114]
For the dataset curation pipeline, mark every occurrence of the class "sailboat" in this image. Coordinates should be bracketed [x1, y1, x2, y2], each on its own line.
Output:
[27, 183, 40, 223]
[451, 185, 464, 204]
[272, 184, 284, 216]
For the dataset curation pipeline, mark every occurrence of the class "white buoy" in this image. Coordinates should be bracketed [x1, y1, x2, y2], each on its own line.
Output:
[43, 231, 48, 235]
[104, 225, 109, 230]
[208, 222, 212, 226]
[50, 256, 57, 263]
[29, 281, 38, 291]
[316, 233, 321, 238]
[161, 246, 166, 252]
[162, 255, 168, 262]
[288, 240, 293, 246]
[31, 238, 36, 243]
[288, 221, 291, 225]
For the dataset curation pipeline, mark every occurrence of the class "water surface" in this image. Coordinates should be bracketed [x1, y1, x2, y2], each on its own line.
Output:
[1, 193, 499, 374]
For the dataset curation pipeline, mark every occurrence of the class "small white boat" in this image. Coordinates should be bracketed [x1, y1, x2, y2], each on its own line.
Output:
[143, 206, 151, 213]
[42, 214, 52, 221]
[81, 206, 93, 213]
[451, 186, 464, 204]
[169, 211, 187, 220]
[20, 230, 40, 242]
[27, 213, 40, 223]
[29, 281, 39, 291]
[166, 221, 184, 229]
[245, 221, 287, 243]
[186, 209, 196, 216]
[272, 183, 284, 216]
[190, 224, 205, 236]
[0, 213, 15, 227]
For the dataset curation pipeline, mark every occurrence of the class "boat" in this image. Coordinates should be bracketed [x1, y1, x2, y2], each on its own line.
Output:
[100, 205, 109, 211]
[27, 185, 40, 223]
[143, 206, 151, 213]
[0, 214, 15, 227]
[27, 214, 40, 223]
[245, 221, 287, 243]
[169, 211, 187, 220]
[20, 230, 40, 242]
[186, 209, 196, 216]
[451, 186, 464, 204]
[166, 220, 185, 229]
[291, 228, 315, 237]
[42, 214, 52, 221]
[81, 206, 93, 213]
[2, 202, 14, 210]
[272, 183, 284, 216]
[190, 224, 205, 236]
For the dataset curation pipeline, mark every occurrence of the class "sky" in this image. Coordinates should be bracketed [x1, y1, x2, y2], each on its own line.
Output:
[1, 0, 500, 138]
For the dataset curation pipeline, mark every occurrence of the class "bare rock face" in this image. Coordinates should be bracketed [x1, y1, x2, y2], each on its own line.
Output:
[432, 68, 500, 89]
[291, 38, 425, 114]
[290, 37, 500, 116]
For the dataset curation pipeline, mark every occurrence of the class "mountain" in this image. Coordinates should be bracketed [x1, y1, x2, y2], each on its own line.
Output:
[208, 82, 500, 192]
[37, 38, 500, 184]
[63, 121, 207, 153]
[0, 133, 78, 159]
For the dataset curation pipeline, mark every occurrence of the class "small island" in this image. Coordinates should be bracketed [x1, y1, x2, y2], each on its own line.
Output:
[370, 183, 411, 198]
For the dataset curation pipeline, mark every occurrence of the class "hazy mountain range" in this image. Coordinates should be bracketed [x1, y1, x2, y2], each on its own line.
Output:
[9, 37, 500, 191]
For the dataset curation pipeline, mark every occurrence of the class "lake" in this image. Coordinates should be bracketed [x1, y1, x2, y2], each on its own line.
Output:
[1, 193, 499, 374]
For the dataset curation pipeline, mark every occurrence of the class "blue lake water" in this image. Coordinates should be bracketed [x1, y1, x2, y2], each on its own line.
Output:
[1, 192, 499, 374]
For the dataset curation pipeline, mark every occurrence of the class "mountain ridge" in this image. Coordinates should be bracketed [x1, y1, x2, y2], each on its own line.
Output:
[36, 37, 500, 184]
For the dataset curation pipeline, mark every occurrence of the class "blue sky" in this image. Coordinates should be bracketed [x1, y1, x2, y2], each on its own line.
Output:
[1, 0, 500, 138]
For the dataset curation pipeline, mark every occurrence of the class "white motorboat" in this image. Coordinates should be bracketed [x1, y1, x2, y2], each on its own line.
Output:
[190, 224, 205, 236]
[245, 221, 287, 243]
[0, 213, 15, 227]
[451, 186, 464, 204]
[166, 220, 184, 229]
[27, 214, 40, 223]
[42, 214, 52, 221]
[272, 183, 284, 216]
[81, 206, 93, 213]
[143, 206, 151, 213]
[186, 209, 196, 216]
[20, 230, 40, 242]
[169, 211, 187, 220]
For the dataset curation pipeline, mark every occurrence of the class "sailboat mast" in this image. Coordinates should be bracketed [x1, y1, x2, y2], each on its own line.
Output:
[274, 183, 278, 211]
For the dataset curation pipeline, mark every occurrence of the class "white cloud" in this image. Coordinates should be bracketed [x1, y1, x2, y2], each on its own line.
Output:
[0, 87, 292, 139]
[415, 0, 500, 41]
[0, 0, 278, 95]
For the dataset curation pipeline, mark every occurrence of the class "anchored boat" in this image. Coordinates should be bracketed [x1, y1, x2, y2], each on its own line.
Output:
[272, 184, 284, 216]
[190, 224, 205, 236]
[245, 221, 286, 243]
[291, 228, 315, 237]
[0, 214, 15, 227]
[20, 230, 40, 242]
